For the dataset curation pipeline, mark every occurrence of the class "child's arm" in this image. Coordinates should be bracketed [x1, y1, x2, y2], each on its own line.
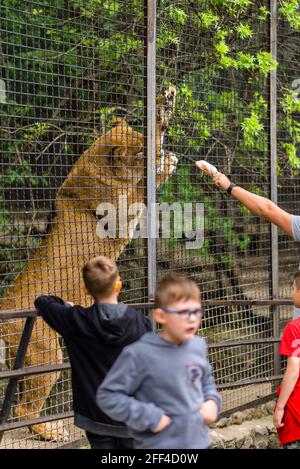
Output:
[201, 361, 222, 424]
[200, 343, 222, 424]
[97, 347, 168, 433]
[274, 356, 300, 429]
[34, 295, 73, 335]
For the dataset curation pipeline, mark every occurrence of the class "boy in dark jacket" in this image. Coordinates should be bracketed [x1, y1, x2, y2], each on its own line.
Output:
[35, 256, 152, 449]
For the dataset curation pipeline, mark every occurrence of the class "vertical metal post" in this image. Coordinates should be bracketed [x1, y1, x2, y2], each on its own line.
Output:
[145, 0, 157, 302]
[270, 0, 280, 380]
[0, 317, 36, 444]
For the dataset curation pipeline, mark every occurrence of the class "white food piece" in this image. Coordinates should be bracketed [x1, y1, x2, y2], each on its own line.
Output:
[195, 160, 218, 176]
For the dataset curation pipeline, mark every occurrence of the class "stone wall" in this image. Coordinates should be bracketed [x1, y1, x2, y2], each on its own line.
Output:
[210, 401, 279, 449]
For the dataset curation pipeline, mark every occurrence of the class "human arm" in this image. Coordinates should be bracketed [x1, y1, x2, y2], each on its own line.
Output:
[34, 295, 73, 335]
[215, 173, 292, 236]
[274, 356, 300, 429]
[199, 343, 222, 425]
[195, 163, 293, 237]
[97, 347, 168, 432]
[200, 399, 218, 425]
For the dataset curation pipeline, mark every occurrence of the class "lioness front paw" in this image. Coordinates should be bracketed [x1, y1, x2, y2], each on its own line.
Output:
[158, 86, 176, 127]
[156, 150, 178, 176]
[164, 86, 176, 112]
[165, 151, 178, 176]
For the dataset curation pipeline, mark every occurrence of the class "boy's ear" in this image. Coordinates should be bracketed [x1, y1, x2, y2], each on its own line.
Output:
[114, 279, 122, 294]
[153, 308, 166, 324]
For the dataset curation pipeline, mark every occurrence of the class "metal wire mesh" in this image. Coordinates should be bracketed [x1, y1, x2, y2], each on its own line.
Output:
[1, 0, 148, 448]
[155, 0, 278, 415]
[0, 0, 299, 449]
[277, 8, 300, 329]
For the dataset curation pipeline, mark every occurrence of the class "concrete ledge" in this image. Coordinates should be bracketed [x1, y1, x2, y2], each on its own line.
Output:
[211, 415, 279, 449]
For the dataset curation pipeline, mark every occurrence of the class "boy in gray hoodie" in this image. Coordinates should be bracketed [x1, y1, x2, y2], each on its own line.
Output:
[97, 273, 221, 449]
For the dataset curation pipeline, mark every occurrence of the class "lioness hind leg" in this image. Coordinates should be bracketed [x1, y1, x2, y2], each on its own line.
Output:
[14, 370, 60, 420]
[15, 371, 69, 442]
[13, 330, 69, 442]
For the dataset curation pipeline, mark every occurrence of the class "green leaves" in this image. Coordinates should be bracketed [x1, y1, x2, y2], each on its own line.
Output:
[3, 160, 49, 188]
[23, 123, 50, 142]
[256, 51, 277, 76]
[32, 8, 44, 16]
[168, 5, 188, 25]
[279, 0, 300, 29]
[199, 11, 219, 29]
[236, 23, 253, 39]
[283, 143, 300, 169]
[236, 52, 255, 70]
[215, 40, 229, 56]
[281, 91, 300, 115]
[280, 90, 300, 175]
[228, 0, 253, 8]
[241, 111, 264, 148]
[258, 6, 270, 21]
[168, 82, 211, 151]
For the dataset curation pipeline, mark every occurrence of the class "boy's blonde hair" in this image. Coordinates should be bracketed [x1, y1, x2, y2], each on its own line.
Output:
[155, 272, 201, 308]
[82, 256, 119, 300]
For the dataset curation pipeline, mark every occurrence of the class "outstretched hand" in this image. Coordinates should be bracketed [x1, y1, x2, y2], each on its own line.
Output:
[195, 161, 231, 192]
[212, 172, 231, 192]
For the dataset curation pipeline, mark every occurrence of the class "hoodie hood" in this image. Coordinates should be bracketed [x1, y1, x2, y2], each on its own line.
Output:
[85, 302, 150, 345]
[140, 331, 192, 348]
[96, 302, 128, 319]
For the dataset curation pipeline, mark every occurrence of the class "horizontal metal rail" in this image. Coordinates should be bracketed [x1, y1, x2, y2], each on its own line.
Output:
[219, 393, 277, 420]
[0, 387, 279, 433]
[217, 374, 283, 390]
[209, 338, 281, 349]
[0, 338, 281, 381]
[0, 300, 285, 437]
[0, 298, 293, 319]
[0, 411, 74, 432]
[0, 363, 71, 380]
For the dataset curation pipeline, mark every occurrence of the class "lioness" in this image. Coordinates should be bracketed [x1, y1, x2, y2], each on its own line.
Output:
[0, 87, 177, 441]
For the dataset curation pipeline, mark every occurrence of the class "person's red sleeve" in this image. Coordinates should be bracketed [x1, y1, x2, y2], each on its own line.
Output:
[279, 322, 300, 357]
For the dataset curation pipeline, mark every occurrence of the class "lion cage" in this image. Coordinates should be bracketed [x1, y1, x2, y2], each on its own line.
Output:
[0, 0, 300, 449]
